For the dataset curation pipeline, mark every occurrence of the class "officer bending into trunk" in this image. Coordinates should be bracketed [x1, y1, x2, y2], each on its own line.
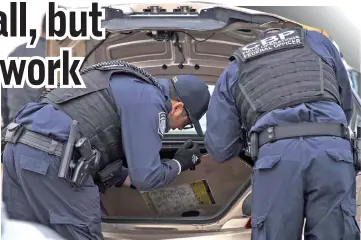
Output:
[1, 61, 210, 240]
[204, 27, 360, 239]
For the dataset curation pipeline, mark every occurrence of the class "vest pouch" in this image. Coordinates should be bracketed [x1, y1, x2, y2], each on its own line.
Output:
[90, 124, 124, 170]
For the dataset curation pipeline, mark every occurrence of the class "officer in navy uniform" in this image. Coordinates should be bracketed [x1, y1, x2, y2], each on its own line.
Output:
[1, 61, 210, 240]
[204, 28, 360, 239]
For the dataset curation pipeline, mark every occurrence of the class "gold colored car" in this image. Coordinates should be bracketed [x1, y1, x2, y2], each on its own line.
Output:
[48, 2, 361, 239]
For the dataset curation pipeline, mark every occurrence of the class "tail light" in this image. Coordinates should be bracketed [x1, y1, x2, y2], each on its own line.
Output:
[245, 217, 252, 229]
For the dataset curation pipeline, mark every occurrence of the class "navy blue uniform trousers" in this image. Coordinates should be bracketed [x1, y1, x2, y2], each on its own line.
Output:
[251, 136, 360, 239]
[2, 142, 103, 240]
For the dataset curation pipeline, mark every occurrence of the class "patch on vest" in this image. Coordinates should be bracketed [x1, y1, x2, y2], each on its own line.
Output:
[192, 154, 199, 164]
[238, 28, 305, 62]
[158, 112, 167, 136]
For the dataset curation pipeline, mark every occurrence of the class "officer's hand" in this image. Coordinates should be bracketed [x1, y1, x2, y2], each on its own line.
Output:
[173, 140, 201, 172]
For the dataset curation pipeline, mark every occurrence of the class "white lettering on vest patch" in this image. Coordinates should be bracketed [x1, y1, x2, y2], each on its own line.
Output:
[158, 112, 167, 137]
[240, 28, 305, 62]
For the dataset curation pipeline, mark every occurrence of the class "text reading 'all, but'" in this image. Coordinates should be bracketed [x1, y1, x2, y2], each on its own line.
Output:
[0, 2, 106, 88]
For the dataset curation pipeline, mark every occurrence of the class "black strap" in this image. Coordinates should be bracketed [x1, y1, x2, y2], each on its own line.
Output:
[257, 122, 350, 147]
[6, 127, 64, 157]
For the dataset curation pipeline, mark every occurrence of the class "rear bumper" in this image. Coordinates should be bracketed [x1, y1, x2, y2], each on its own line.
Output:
[103, 229, 252, 240]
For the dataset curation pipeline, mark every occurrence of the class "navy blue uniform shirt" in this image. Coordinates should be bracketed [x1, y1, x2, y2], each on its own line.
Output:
[204, 30, 353, 163]
[13, 75, 180, 191]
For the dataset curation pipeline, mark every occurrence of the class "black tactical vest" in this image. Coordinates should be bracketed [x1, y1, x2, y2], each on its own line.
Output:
[231, 28, 341, 129]
[40, 60, 165, 171]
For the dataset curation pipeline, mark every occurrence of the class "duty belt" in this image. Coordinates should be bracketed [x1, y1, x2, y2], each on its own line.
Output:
[2, 122, 103, 188]
[3, 122, 64, 157]
[249, 122, 351, 160]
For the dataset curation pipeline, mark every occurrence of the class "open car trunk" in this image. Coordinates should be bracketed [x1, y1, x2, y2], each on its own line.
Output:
[47, 2, 361, 238]
[82, 21, 259, 223]
[102, 154, 252, 218]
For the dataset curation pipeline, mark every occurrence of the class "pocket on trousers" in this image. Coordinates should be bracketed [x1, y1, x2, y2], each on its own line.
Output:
[325, 148, 353, 164]
[252, 155, 281, 195]
[340, 200, 361, 240]
[19, 154, 49, 175]
[251, 214, 267, 240]
[254, 155, 281, 170]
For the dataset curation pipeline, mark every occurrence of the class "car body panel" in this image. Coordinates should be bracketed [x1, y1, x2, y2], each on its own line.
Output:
[102, 228, 252, 240]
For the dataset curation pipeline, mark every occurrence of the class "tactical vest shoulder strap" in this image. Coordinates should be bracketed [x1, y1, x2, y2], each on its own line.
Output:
[36, 60, 166, 104]
[80, 60, 171, 111]
[80, 60, 163, 91]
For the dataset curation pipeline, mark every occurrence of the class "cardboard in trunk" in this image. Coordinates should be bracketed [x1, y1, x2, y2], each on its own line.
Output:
[100, 155, 252, 218]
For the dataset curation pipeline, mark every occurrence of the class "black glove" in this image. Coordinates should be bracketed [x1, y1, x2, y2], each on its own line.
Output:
[173, 140, 201, 172]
